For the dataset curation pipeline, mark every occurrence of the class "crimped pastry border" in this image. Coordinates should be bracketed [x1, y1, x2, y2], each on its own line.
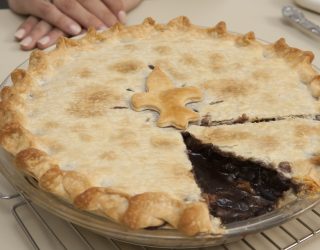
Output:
[0, 16, 319, 236]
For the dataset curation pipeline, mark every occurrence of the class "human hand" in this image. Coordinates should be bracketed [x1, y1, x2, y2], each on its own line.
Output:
[9, 0, 142, 50]
[14, 16, 66, 50]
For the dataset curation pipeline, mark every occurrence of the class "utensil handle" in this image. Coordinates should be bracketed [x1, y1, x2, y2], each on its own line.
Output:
[282, 5, 320, 39]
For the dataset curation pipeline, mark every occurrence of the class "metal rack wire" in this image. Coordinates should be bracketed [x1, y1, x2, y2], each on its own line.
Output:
[1, 191, 320, 250]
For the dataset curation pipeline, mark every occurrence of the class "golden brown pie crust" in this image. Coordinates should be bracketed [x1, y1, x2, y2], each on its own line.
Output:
[0, 16, 320, 236]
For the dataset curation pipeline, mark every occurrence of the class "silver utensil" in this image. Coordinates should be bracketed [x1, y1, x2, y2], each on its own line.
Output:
[282, 5, 320, 39]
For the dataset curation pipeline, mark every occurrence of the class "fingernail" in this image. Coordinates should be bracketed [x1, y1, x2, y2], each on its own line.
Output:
[69, 24, 81, 35]
[15, 29, 26, 39]
[20, 36, 32, 47]
[98, 25, 108, 31]
[118, 10, 127, 24]
[38, 36, 50, 46]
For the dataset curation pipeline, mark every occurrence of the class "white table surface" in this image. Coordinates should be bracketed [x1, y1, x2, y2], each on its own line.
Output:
[1, 0, 320, 249]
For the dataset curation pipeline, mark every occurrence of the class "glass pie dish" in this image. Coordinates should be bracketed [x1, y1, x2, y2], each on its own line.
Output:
[1, 58, 320, 249]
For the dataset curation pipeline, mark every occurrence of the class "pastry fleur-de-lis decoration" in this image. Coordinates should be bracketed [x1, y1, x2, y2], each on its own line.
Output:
[131, 66, 203, 129]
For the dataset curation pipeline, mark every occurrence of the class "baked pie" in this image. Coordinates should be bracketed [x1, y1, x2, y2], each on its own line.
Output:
[1, 16, 320, 236]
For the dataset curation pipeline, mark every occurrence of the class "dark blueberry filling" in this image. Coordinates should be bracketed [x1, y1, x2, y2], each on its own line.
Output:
[182, 132, 298, 224]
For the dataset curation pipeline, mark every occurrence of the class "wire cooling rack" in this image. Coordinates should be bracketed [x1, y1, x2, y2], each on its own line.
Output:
[1, 190, 320, 250]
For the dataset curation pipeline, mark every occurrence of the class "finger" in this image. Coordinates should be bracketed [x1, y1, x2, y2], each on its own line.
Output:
[15, 16, 39, 40]
[54, 0, 106, 29]
[37, 28, 65, 50]
[123, 0, 142, 12]
[27, 0, 82, 35]
[20, 20, 52, 50]
[79, 0, 118, 27]
[7, 0, 29, 14]
[101, 0, 126, 23]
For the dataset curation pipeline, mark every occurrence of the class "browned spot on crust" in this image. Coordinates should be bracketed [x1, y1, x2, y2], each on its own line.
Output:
[258, 135, 279, 151]
[74, 187, 100, 209]
[70, 124, 86, 133]
[16, 148, 47, 171]
[79, 133, 92, 142]
[122, 44, 138, 51]
[293, 124, 319, 149]
[295, 125, 309, 138]
[203, 79, 253, 98]
[43, 121, 59, 129]
[120, 139, 138, 148]
[231, 63, 243, 70]
[49, 141, 64, 153]
[67, 85, 120, 118]
[39, 166, 63, 192]
[74, 187, 129, 212]
[0, 123, 33, 154]
[295, 124, 319, 138]
[63, 171, 91, 199]
[78, 68, 92, 78]
[204, 128, 250, 142]
[110, 128, 138, 148]
[123, 192, 182, 229]
[178, 202, 212, 236]
[168, 67, 188, 80]
[150, 136, 179, 148]
[110, 60, 143, 74]
[210, 53, 225, 71]
[252, 69, 271, 81]
[92, 123, 102, 130]
[180, 53, 199, 66]
[310, 155, 320, 165]
[38, 138, 65, 154]
[153, 45, 172, 54]
[100, 151, 118, 160]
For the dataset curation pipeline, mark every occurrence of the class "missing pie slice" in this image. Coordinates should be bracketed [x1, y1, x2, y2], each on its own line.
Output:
[0, 17, 320, 236]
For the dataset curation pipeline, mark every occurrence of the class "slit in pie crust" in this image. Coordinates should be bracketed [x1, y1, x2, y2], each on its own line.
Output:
[1, 16, 320, 236]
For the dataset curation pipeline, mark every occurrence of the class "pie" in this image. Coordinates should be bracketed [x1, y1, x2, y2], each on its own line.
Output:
[1, 16, 320, 236]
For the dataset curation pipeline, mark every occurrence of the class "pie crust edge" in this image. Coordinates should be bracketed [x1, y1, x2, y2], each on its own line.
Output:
[0, 16, 320, 236]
